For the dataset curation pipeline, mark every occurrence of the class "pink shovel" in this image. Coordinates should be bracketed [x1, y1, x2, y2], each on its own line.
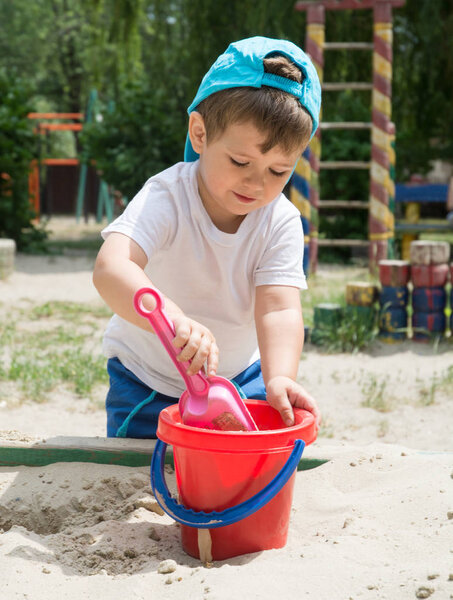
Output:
[133, 287, 258, 432]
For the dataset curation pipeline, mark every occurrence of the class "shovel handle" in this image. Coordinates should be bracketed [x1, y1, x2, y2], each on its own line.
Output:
[133, 288, 209, 397]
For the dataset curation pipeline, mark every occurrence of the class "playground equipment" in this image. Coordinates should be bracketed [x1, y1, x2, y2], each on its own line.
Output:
[310, 302, 343, 344]
[377, 241, 451, 342]
[345, 282, 379, 330]
[409, 241, 450, 341]
[292, 0, 405, 273]
[28, 112, 83, 217]
[27, 90, 114, 222]
[378, 260, 410, 342]
[395, 179, 453, 260]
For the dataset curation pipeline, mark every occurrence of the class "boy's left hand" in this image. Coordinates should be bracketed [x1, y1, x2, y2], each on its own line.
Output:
[265, 376, 321, 429]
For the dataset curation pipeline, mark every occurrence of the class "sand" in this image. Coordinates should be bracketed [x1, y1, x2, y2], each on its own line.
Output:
[1, 250, 452, 600]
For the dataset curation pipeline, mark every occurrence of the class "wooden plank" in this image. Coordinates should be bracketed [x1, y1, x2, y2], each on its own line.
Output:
[0, 446, 156, 468]
[320, 161, 370, 169]
[0, 436, 159, 468]
[28, 113, 83, 120]
[0, 435, 329, 471]
[320, 122, 372, 130]
[319, 200, 370, 209]
[324, 42, 374, 50]
[395, 221, 453, 233]
[42, 158, 80, 166]
[296, 0, 405, 10]
[322, 82, 373, 91]
[395, 183, 448, 204]
[38, 123, 83, 131]
[318, 239, 370, 247]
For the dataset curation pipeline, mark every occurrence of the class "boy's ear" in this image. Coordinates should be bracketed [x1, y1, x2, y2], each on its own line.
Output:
[188, 112, 207, 154]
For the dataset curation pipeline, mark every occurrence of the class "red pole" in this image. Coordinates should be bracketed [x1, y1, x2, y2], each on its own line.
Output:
[28, 159, 40, 218]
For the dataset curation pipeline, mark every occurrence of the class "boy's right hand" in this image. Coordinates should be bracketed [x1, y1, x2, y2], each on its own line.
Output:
[171, 315, 219, 377]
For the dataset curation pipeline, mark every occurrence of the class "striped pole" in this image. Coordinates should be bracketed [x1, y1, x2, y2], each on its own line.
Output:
[387, 120, 396, 258]
[291, 148, 312, 275]
[369, 2, 394, 270]
[305, 4, 325, 274]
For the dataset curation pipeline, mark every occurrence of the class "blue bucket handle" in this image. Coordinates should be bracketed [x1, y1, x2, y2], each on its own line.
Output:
[150, 438, 305, 529]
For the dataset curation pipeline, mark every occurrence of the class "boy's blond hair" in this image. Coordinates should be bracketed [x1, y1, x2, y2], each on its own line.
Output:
[196, 55, 313, 155]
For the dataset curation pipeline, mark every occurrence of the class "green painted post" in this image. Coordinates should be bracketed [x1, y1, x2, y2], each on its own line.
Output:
[96, 180, 114, 223]
[75, 164, 88, 222]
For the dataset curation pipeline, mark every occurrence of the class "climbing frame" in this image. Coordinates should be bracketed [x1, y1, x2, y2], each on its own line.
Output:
[293, 0, 405, 273]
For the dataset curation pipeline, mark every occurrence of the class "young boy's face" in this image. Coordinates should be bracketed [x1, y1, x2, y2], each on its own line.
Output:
[193, 118, 304, 232]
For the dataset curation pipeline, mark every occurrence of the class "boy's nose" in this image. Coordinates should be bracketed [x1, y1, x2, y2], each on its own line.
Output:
[243, 170, 264, 191]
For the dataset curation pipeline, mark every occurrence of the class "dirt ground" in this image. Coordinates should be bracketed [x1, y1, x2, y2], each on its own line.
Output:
[1, 243, 451, 452]
[0, 222, 452, 600]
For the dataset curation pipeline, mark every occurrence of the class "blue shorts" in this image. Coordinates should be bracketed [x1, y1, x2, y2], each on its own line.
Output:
[106, 357, 266, 439]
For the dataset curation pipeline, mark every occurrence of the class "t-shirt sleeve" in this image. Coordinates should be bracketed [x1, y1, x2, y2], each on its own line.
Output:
[254, 208, 307, 289]
[101, 180, 177, 259]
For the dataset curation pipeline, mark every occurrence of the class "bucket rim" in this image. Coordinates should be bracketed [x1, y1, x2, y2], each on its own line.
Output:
[156, 399, 317, 452]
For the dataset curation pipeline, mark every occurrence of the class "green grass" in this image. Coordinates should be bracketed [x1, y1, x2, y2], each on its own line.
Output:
[8, 347, 107, 400]
[309, 309, 378, 353]
[360, 373, 393, 412]
[30, 301, 111, 321]
[417, 366, 453, 406]
[0, 302, 111, 403]
[46, 237, 104, 257]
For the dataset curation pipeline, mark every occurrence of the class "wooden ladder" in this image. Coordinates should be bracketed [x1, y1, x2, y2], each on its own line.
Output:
[294, 0, 405, 273]
[319, 39, 373, 250]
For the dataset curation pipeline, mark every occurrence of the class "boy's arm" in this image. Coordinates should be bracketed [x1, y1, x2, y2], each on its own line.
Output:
[93, 232, 219, 375]
[255, 284, 320, 427]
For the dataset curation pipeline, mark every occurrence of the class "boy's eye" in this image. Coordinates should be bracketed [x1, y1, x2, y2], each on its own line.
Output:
[270, 169, 286, 177]
[230, 157, 248, 167]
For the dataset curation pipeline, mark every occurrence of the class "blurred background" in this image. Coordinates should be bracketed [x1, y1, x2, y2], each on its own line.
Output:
[1, 0, 452, 258]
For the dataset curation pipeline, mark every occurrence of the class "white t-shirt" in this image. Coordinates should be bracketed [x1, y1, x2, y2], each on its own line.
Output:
[101, 161, 306, 397]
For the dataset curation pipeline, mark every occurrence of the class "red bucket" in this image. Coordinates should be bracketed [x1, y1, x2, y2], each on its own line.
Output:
[152, 399, 316, 560]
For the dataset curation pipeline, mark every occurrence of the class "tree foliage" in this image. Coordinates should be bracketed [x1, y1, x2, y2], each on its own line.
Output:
[82, 81, 187, 200]
[393, 0, 453, 177]
[83, 0, 306, 198]
[0, 0, 143, 113]
[0, 0, 452, 248]
[0, 71, 46, 250]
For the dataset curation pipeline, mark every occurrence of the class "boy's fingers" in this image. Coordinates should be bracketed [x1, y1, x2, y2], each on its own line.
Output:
[207, 344, 219, 376]
[186, 335, 211, 375]
[269, 390, 295, 427]
[269, 381, 321, 429]
[280, 404, 295, 427]
[177, 331, 202, 363]
[170, 317, 218, 376]
[171, 319, 191, 349]
[292, 389, 322, 427]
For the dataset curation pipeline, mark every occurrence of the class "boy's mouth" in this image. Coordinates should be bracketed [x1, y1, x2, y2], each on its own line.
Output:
[233, 191, 255, 203]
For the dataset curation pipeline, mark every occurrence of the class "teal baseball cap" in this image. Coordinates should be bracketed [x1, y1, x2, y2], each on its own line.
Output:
[184, 36, 321, 162]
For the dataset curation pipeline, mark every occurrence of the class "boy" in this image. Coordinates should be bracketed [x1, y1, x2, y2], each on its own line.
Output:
[93, 36, 322, 438]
